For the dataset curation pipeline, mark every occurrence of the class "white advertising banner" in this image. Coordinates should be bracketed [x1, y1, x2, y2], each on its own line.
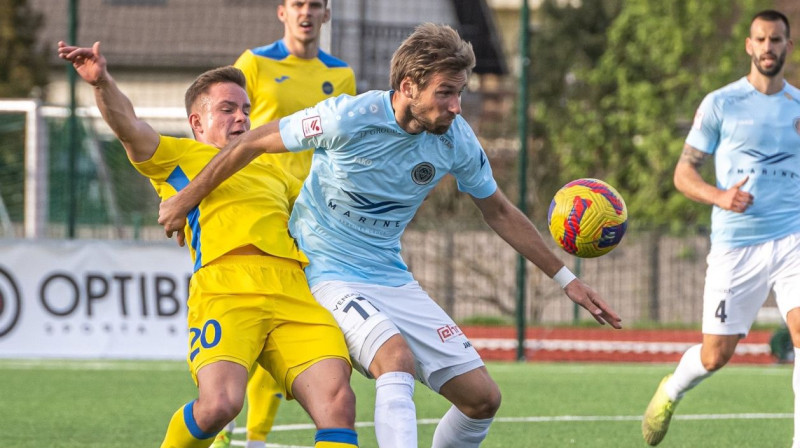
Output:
[0, 240, 193, 359]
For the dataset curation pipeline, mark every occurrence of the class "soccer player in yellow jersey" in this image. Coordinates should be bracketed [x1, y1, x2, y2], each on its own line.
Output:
[234, 0, 356, 181]
[58, 41, 359, 448]
[224, 1, 356, 447]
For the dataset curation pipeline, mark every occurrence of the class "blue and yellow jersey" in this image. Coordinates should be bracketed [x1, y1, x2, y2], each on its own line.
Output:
[131, 136, 308, 271]
[234, 39, 356, 180]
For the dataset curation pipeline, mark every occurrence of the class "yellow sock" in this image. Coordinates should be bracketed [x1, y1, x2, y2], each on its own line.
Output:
[315, 428, 358, 447]
[160, 400, 217, 448]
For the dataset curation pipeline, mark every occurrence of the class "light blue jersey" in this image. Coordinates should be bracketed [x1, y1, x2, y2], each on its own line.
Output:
[686, 77, 800, 249]
[279, 90, 497, 286]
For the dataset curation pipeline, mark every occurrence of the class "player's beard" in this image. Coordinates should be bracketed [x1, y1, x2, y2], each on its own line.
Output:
[753, 49, 786, 77]
[408, 100, 454, 135]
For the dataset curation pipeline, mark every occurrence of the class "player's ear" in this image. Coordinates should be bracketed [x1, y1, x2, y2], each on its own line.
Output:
[400, 77, 416, 98]
[188, 112, 203, 135]
[277, 3, 286, 23]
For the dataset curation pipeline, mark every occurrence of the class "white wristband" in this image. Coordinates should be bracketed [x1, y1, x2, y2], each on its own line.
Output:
[553, 266, 577, 289]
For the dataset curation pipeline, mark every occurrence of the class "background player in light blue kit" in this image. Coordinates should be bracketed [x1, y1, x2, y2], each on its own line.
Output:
[160, 23, 622, 448]
[642, 9, 800, 447]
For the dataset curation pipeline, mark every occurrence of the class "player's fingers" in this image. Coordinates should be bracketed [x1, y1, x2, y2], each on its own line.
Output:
[732, 176, 749, 189]
[602, 311, 623, 329]
[590, 298, 622, 329]
[177, 230, 186, 247]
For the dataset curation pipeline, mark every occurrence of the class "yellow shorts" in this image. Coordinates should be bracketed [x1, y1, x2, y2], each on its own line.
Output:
[186, 254, 350, 399]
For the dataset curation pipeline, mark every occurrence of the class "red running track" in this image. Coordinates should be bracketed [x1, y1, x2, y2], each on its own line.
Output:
[461, 326, 776, 364]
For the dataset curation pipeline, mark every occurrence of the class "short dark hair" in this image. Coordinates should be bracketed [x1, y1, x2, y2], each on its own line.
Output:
[184, 66, 247, 116]
[752, 9, 790, 38]
[389, 23, 476, 91]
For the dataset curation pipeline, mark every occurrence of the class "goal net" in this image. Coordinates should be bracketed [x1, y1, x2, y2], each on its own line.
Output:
[0, 99, 191, 240]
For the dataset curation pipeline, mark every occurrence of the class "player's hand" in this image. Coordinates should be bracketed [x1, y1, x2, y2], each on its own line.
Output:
[716, 176, 753, 213]
[564, 279, 622, 329]
[158, 196, 189, 247]
[57, 41, 108, 86]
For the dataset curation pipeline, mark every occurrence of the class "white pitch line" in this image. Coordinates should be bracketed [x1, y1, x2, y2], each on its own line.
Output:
[227, 413, 793, 447]
[261, 412, 792, 433]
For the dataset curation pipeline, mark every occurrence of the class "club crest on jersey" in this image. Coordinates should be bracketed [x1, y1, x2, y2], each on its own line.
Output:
[411, 162, 435, 185]
[322, 81, 334, 95]
[302, 116, 323, 138]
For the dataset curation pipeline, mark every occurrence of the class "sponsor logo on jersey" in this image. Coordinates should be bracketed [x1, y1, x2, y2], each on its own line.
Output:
[437, 134, 453, 149]
[437, 323, 463, 342]
[275, 75, 290, 83]
[326, 190, 408, 233]
[322, 81, 334, 94]
[341, 190, 410, 214]
[794, 117, 800, 135]
[411, 162, 435, 185]
[735, 149, 799, 179]
[302, 116, 323, 138]
[741, 149, 796, 165]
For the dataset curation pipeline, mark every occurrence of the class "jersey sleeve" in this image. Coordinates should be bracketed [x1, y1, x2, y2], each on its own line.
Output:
[278, 95, 354, 154]
[685, 93, 722, 154]
[131, 135, 185, 181]
[451, 120, 497, 199]
[233, 50, 258, 100]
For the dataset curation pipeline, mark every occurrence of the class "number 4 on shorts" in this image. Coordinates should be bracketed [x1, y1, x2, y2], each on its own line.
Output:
[715, 300, 727, 323]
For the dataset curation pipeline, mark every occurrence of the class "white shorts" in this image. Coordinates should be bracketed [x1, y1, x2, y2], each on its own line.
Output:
[311, 280, 484, 392]
[702, 232, 800, 336]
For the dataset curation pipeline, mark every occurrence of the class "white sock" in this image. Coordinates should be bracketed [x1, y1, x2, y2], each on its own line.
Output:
[245, 442, 266, 448]
[792, 347, 800, 448]
[431, 405, 493, 448]
[224, 420, 235, 433]
[374, 371, 417, 448]
[665, 344, 712, 401]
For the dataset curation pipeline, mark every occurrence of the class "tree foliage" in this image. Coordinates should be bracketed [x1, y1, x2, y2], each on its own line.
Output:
[530, 0, 772, 230]
[526, 0, 623, 222]
[0, 0, 48, 98]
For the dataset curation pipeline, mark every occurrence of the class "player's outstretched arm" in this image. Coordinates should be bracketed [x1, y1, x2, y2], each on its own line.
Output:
[472, 188, 622, 329]
[57, 41, 159, 163]
[157, 120, 286, 238]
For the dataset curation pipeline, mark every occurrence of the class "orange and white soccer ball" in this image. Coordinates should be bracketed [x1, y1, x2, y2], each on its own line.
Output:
[547, 178, 628, 258]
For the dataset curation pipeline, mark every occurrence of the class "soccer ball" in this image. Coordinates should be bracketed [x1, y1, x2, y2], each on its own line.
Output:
[547, 178, 628, 258]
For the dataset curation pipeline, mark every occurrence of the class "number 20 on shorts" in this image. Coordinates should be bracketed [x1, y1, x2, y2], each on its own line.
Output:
[189, 319, 222, 361]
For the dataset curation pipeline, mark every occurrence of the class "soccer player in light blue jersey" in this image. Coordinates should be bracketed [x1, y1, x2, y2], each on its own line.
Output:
[160, 23, 622, 448]
[642, 10, 800, 447]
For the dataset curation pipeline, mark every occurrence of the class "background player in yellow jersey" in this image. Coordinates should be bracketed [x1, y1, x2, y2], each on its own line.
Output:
[216, 1, 356, 447]
[235, 0, 355, 181]
[58, 41, 359, 448]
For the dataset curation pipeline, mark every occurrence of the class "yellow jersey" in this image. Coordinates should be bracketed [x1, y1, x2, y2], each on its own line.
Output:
[234, 40, 356, 180]
[132, 136, 307, 271]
